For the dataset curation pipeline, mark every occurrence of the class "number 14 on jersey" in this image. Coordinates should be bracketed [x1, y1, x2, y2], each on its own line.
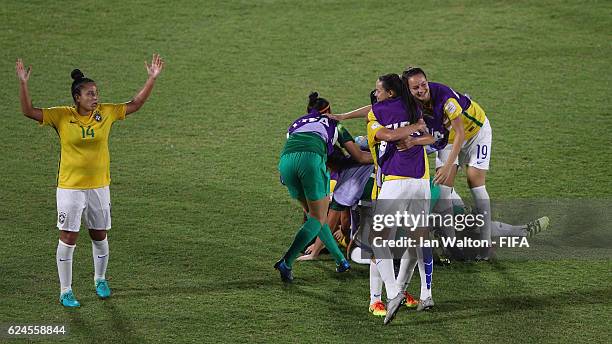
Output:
[80, 126, 94, 139]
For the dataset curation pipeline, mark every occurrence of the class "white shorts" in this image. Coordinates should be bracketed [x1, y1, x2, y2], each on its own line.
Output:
[375, 178, 430, 229]
[56, 186, 111, 232]
[436, 118, 492, 170]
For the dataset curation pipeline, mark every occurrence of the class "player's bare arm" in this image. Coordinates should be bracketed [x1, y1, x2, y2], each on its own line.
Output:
[396, 132, 435, 151]
[329, 105, 371, 121]
[16, 59, 43, 122]
[342, 140, 374, 164]
[374, 120, 427, 142]
[126, 53, 165, 115]
[434, 116, 464, 185]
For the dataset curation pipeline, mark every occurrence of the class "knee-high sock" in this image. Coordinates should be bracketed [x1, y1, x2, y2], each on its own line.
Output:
[283, 216, 322, 268]
[369, 260, 383, 304]
[57, 240, 75, 294]
[471, 185, 492, 257]
[417, 246, 433, 300]
[374, 258, 400, 300]
[92, 238, 109, 281]
[492, 221, 526, 237]
[317, 223, 346, 264]
[396, 247, 418, 292]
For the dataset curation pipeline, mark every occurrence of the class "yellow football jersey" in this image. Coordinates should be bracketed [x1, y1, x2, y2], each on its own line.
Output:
[366, 114, 381, 168]
[42, 103, 126, 189]
[443, 98, 487, 142]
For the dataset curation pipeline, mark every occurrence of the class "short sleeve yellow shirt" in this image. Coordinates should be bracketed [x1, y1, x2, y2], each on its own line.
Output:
[42, 103, 126, 189]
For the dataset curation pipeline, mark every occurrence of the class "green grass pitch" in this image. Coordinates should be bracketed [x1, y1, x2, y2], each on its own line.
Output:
[0, 0, 610, 343]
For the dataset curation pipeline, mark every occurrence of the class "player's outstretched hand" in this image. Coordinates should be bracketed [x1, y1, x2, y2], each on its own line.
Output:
[333, 231, 344, 241]
[296, 253, 319, 262]
[145, 53, 164, 79]
[327, 113, 345, 121]
[16, 59, 31, 83]
[304, 243, 316, 255]
[434, 163, 453, 185]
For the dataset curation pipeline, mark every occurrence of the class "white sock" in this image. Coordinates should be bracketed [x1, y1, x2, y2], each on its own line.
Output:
[57, 240, 75, 294]
[396, 247, 418, 292]
[492, 221, 526, 237]
[416, 247, 432, 300]
[92, 238, 109, 281]
[471, 185, 492, 257]
[369, 260, 383, 305]
[375, 258, 400, 300]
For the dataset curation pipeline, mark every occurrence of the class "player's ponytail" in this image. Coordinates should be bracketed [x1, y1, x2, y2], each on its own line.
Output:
[307, 91, 331, 114]
[70, 69, 95, 102]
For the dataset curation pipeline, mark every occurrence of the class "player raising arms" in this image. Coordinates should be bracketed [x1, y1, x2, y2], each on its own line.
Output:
[402, 67, 493, 260]
[275, 92, 351, 283]
[16, 54, 164, 307]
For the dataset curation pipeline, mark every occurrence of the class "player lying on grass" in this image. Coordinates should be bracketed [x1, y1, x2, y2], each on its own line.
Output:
[275, 92, 351, 283]
[15, 55, 164, 307]
[429, 182, 551, 261]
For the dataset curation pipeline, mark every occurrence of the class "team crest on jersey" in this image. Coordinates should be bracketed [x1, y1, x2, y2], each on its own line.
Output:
[93, 111, 102, 122]
[58, 212, 67, 225]
[444, 101, 457, 115]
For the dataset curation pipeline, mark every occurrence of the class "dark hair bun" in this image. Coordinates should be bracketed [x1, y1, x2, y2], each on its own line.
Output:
[71, 69, 84, 81]
[308, 92, 319, 103]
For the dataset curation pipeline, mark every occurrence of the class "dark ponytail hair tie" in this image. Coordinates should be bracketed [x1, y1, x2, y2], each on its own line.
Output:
[306, 91, 331, 114]
[71, 69, 85, 81]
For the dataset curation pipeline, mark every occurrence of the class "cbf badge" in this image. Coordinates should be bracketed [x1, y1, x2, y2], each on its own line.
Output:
[93, 111, 102, 122]
[58, 212, 67, 225]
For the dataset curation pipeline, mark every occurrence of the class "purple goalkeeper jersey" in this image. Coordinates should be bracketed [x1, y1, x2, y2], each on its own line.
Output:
[287, 109, 339, 155]
[371, 98, 426, 179]
[421, 82, 472, 151]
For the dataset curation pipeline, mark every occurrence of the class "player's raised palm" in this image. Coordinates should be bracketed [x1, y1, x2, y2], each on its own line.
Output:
[15, 59, 32, 83]
[145, 53, 164, 79]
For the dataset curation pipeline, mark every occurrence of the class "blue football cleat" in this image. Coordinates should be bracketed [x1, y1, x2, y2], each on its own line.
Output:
[336, 259, 351, 273]
[59, 290, 80, 308]
[95, 279, 111, 299]
[274, 259, 294, 282]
